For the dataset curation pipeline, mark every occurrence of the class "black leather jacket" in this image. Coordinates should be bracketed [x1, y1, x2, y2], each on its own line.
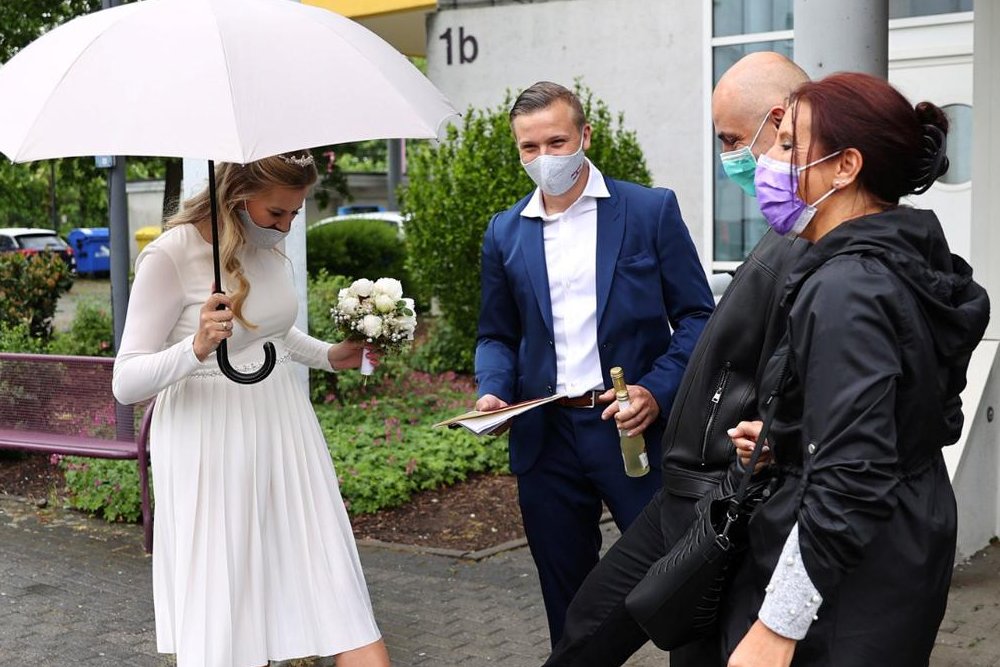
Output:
[660, 230, 808, 498]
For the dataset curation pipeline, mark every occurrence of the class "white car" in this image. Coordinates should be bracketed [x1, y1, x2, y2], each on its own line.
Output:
[309, 211, 406, 236]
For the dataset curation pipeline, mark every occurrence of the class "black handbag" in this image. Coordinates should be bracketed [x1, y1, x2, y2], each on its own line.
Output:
[624, 372, 785, 651]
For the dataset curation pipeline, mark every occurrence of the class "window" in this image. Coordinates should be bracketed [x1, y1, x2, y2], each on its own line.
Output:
[713, 0, 793, 38]
[711, 2, 793, 263]
[939, 103, 972, 185]
[889, 0, 972, 19]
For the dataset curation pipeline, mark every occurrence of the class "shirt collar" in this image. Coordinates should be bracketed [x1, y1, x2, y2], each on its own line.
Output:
[521, 159, 610, 221]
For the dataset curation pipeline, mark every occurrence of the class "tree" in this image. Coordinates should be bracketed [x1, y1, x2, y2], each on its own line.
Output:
[0, 1, 102, 63]
[401, 84, 652, 373]
[1, 1, 117, 231]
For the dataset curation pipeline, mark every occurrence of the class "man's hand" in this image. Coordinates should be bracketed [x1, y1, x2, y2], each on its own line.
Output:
[728, 420, 771, 471]
[476, 394, 509, 412]
[599, 384, 659, 436]
[476, 394, 511, 435]
[728, 620, 796, 667]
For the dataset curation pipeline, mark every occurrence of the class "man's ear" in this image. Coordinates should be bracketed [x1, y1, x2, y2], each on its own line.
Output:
[582, 123, 593, 151]
[769, 105, 785, 128]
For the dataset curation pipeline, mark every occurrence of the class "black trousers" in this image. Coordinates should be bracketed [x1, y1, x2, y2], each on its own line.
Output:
[520, 406, 662, 646]
[543, 488, 723, 667]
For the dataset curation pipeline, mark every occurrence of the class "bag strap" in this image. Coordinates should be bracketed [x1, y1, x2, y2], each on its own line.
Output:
[720, 354, 791, 540]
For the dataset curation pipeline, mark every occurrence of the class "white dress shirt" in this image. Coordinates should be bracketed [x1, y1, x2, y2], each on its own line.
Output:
[521, 159, 611, 397]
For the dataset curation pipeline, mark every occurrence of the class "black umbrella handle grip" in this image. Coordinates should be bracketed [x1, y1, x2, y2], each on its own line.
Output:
[216, 340, 277, 384]
[205, 158, 275, 385]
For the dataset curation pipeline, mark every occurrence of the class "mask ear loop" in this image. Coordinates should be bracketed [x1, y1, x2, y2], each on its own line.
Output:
[746, 110, 771, 154]
[796, 149, 844, 205]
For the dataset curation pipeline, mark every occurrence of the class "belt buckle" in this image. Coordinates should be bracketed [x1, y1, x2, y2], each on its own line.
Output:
[576, 390, 596, 409]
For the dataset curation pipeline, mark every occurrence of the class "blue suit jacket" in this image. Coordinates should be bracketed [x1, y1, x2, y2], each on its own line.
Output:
[476, 176, 714, 474]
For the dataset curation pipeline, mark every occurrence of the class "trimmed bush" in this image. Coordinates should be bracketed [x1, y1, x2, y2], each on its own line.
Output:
[0, 252, 74, 338]
[401, 84, 651, 373]
[306, 218, 407, 284]
[0, 321, 46, 353]
[47, 298, 115, 357]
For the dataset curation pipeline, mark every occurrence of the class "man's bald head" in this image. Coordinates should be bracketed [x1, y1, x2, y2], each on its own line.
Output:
[712, 51, 809, 154]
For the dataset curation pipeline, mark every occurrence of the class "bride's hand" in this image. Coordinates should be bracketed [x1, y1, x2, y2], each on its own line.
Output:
[193, 292, 234, 361]
[329, 340, 380, 371]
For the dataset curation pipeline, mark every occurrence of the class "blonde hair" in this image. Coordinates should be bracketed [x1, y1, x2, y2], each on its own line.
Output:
[166, 151, 318, 327]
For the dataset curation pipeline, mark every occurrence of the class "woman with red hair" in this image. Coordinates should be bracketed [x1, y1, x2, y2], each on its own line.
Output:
[724, 72, 990, 666]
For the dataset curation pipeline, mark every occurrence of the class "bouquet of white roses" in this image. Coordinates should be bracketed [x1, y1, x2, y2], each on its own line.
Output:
[331, 277, 417, 377]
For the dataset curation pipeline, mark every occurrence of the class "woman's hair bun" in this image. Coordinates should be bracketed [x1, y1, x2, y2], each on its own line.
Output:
[908, 102, 950, 195]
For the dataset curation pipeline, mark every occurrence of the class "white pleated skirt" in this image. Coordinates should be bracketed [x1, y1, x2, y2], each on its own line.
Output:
[149, 355, 381, 667]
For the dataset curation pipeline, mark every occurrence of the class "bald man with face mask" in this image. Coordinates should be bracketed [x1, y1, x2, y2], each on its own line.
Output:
[544, 52, 811, 667]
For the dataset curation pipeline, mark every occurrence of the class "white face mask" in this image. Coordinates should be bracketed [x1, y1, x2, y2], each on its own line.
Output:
[521, 137, 587, 196]
[237, 205, 289, 248]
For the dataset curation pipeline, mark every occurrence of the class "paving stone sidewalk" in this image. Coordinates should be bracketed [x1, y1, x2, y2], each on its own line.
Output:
[1, 494, 998, 666]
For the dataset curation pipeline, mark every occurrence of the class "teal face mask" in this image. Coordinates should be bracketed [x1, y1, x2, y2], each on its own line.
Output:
[719, 112, 771, 197]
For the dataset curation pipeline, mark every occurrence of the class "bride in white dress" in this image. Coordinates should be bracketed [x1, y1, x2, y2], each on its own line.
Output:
[112, 153, 390, 667]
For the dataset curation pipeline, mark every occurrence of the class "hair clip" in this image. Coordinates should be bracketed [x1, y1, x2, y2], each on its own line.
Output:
[278, 153, 315, 167]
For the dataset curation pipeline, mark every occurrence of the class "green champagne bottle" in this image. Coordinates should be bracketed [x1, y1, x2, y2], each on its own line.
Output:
[610, 366, 650, 477]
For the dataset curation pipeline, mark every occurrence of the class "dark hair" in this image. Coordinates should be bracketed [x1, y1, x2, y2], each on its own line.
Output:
[509, 81, 586, 127]
[789, 71, 949, 205]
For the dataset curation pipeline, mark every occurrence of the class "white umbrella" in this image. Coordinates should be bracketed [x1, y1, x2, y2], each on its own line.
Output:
[0, 0, 455, 163]
[0, 0, 457, 383]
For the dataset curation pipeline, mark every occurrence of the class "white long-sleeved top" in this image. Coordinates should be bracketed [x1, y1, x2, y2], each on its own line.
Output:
[521, 159, 610, 397]
[112, 224, 332, 405]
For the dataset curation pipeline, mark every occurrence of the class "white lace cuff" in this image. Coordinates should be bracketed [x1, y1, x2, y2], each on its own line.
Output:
[757, 522, 823, 640]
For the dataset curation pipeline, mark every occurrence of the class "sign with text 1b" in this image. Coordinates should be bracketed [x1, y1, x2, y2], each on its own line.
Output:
[94, 155, 116, 168]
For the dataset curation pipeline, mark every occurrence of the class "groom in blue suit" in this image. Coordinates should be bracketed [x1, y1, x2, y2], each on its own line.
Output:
[475, 81, 714, 644]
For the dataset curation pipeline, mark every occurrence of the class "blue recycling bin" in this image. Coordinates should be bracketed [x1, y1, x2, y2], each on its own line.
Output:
[67, 227, 111, 276]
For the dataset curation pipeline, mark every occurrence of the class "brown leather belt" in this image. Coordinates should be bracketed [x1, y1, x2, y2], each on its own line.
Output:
[554, 390, 602, 409]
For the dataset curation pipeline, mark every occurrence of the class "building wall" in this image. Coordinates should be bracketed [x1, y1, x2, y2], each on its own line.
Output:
[427, 0, 709, 261]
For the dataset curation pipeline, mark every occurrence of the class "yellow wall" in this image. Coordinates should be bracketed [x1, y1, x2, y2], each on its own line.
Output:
[302, 0, 435, 19]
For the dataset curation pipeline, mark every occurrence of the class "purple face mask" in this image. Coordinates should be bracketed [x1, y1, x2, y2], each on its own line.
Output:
[754, 152, 841, 236]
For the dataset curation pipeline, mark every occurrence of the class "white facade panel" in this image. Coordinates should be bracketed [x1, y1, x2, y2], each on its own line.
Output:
[426, 0, 709, 262]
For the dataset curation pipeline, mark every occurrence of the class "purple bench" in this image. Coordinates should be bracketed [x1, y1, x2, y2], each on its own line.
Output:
[0, 352, 154, 553]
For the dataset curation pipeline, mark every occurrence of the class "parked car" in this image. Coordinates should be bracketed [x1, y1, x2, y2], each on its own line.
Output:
[309, 211, 406, 236]
[0, 227, 76, 272]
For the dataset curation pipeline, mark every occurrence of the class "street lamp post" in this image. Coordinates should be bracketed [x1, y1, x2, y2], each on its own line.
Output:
[102, 0, 133, 441]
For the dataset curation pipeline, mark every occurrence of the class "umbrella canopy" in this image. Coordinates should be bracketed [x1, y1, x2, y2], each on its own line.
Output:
[0, 0, 457, 384]
[0, 0, 456, 163]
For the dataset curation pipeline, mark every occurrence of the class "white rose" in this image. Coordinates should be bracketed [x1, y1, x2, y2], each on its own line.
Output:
[339, 295, 360, 315]
[350, 278, 374, 298]
[338, 288, 350, 301]
[402, 318, 417, 339]
[374, 293, 396, 313]
[373, 277, 404, 301]
[360, 314, 383, 339]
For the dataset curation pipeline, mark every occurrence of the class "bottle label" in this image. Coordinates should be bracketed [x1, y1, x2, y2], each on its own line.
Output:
[639, 451, 649, 468]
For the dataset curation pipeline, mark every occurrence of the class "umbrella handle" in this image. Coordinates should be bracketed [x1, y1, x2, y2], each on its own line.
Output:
[216, 339, 277, 384]
[207, 159, 275, 385]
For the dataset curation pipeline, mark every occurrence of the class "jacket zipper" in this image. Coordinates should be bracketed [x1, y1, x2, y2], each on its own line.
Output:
[700, 361, 731, 465]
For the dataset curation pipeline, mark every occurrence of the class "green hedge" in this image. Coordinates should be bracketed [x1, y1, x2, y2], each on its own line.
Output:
[306, 218, 408, 283]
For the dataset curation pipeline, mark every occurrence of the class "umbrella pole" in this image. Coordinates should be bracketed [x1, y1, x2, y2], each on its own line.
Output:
[208, 159, 276, 385]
